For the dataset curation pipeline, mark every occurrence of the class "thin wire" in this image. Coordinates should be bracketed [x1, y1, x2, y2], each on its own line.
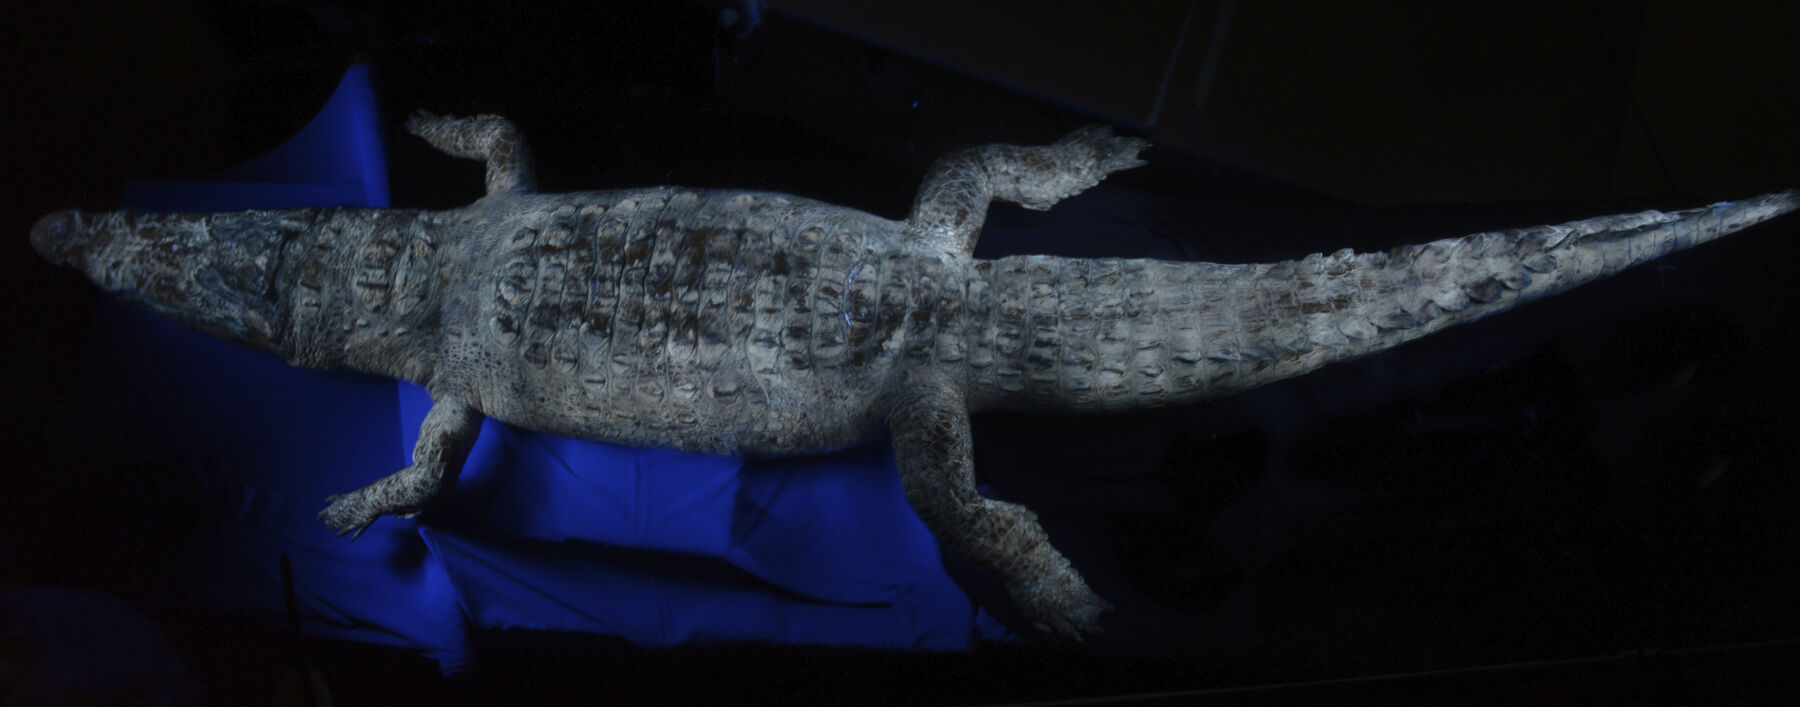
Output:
[1189, 0, 1240, 121]
[1581, 0, 1676, 194]
[1146, 0, 1204, 129]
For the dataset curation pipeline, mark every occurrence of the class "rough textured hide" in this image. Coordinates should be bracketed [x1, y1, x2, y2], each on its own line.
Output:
[30, 113, 1797, 639]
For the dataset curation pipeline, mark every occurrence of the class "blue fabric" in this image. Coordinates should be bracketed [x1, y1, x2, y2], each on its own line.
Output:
[99, 64, 1000, 674]
[108, 64, 470, 671]
[398, 384, 981, 649]
[119, 63, 389, 212]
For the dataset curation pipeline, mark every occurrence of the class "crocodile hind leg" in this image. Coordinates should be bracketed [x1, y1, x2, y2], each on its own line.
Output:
[906, 125, 1148, 255]
[888, 376, 1112, 639]
[405, 110, 537, 195]
[317, 396, 483, 540]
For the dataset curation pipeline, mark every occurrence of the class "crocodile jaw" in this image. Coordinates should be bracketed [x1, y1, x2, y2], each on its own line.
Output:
[32, 208, 299, 352]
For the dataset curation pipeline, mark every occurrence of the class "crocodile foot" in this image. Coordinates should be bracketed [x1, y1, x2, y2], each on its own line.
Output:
[316, 491, 380, 541]
[1057, 124, 1150, 176]
[1015, 125, 1151, 210]
[1011, 566, 1114, 641]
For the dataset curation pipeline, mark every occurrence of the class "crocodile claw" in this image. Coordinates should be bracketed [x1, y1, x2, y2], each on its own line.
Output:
[1056, 124, 1150, 173]
[317, 492, 377, 541]
[1014, 125, 1151, 210]
[1011, 568, 1114, 641]
[403, 109, 440, 136]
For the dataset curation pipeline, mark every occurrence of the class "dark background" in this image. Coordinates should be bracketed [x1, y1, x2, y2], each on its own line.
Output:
[4, 1, 1798, 703]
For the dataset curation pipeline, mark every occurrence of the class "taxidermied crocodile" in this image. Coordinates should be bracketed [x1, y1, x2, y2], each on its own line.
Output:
[30, 112, 1797, 639]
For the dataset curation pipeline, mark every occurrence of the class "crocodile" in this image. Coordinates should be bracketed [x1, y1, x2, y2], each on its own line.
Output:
[30, 112, 1798, 639]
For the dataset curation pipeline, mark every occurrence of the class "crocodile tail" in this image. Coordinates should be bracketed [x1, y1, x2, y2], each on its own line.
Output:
[971, 190, 1798, 413]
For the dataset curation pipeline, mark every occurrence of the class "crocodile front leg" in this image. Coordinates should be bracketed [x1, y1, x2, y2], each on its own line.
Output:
[317, 395, 483, 540]
[907, 125, 1148, 255]
[405, 110, 537, 195]
[888, 376, 1112, 639]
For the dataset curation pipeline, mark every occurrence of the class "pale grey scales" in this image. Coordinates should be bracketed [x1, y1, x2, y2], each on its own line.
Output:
[31, 112, 1797, 638]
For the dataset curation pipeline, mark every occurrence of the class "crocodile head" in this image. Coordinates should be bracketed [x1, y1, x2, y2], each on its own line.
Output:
[32, 208, 311, 353]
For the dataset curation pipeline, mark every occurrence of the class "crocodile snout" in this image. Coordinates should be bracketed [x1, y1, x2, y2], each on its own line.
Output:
[30, 209, 81, 263]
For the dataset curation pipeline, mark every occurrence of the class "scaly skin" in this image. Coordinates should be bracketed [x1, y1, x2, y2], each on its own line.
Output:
[29, 112, 1797, 639]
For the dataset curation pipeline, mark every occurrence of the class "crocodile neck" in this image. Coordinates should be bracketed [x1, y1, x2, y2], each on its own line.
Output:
[284, 207, 448, 385]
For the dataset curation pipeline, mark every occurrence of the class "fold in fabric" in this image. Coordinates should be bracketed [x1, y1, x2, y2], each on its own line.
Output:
[400, 383, 980, 648]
